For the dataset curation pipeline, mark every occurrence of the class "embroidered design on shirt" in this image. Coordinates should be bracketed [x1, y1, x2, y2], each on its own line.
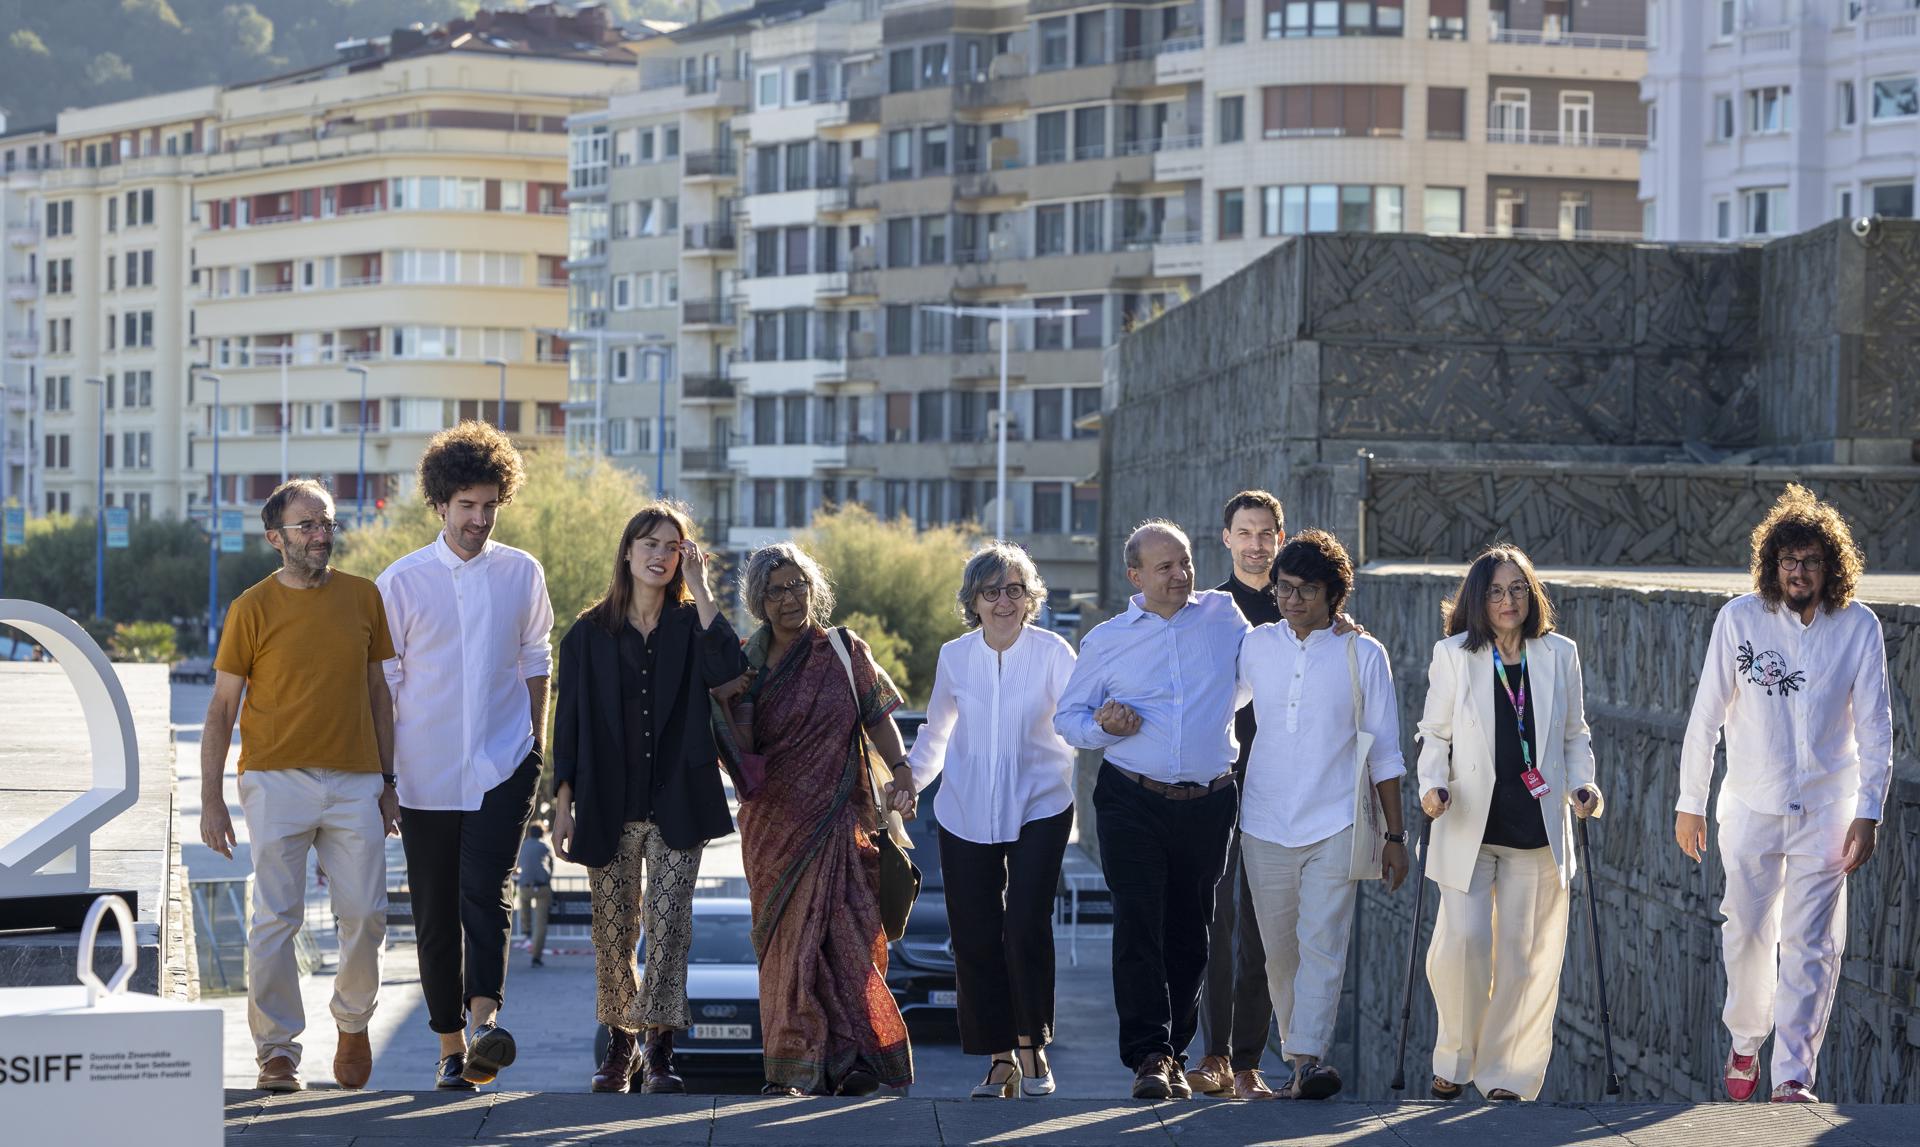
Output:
[1736, 640, 1805, 697]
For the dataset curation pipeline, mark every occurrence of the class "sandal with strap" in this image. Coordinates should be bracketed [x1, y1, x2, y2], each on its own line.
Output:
[971, 1057, 1020, 1099]
[1017, 1042, 1055, 1097]
[1486, 1088, 1523, 1102]
[1431, 1076, 1464, 1101]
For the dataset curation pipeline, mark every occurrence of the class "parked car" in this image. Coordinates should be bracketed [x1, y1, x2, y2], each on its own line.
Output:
[593, 897, 764, 1079]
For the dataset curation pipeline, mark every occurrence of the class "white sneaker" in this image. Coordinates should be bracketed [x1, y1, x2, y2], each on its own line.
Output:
[1770, 1080, 1818, 1103]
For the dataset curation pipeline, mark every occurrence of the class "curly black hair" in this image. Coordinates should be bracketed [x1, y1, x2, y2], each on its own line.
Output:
[417, 420, 526, 507]
[1751, 483, 1864, 613]
[1270, 528, 1353, 615]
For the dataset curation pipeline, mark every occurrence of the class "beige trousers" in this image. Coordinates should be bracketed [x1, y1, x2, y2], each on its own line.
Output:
[515, 884, 552, 960]
[237, 767, 389, 1069]
[1240, 826, 1358, 1063]
[1426, 843, 1568, 1099]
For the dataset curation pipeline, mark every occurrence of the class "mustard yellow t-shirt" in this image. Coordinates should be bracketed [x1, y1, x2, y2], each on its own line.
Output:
[214, 570, 396, 774]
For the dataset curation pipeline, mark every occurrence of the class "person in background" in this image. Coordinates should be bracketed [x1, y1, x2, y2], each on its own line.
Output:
[907, 542, 1078, 1099]
[378, 421, 552, 1090]
[1416, 545, 1601, 1103]
[515, 821, 554, 968]
[1676, 484, 1891, 1104]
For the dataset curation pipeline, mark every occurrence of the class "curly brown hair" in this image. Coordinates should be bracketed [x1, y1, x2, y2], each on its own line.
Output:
[1270, 528, 1352, 614]
[1750, 483, 1863, 613]
[417, 420, 526, 507]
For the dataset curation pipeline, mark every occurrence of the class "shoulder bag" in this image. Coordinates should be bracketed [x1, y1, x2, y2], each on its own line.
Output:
[826, 627, 921, 942]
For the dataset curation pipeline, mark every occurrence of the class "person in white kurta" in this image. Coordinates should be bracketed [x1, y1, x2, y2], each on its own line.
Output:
[1675, 486, 1893, 1105]
[1416, 547, 1601, 1103]
[1235, 529, 1408, 1101]
[903, 542, 1078, 1100]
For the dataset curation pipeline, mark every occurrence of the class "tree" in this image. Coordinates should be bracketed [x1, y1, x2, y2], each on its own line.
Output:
[837, 610, 912, 699]
[111, 620, 178, 663]
[797, 505, 976, 707]
[220, 3, 274, 57]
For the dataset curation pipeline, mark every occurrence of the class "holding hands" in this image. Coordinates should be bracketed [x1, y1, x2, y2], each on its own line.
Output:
[884, 763, 918, 821]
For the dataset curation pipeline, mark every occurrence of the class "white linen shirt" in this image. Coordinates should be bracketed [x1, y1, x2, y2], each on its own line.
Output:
[907, 626, 1078, 845]
[1238, 624, 1405, 847]
[1054, 589, 1252, 784]
[379, 534, 554, 811]
[1678, 593, 1893, 822]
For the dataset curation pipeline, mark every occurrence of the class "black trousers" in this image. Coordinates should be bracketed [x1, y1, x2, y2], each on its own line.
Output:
[938, 805, 1074, 1055]
[399, 753, 541, 1035]
[1094, 762, 1238, 1070]
[1197, 830, 1274, 1069]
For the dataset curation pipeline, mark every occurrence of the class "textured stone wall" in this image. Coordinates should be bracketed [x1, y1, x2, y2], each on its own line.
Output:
[1333, 570, 1920, 1103]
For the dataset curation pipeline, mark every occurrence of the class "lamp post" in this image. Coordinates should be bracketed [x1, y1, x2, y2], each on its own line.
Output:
[346, 364, 369, 526]
[920, 303, 1083, 540]
[84, 376, 108, 618]
[194, 365, 220, 653]
[638, 342, 672, 494]
[484, 358, 509, 429]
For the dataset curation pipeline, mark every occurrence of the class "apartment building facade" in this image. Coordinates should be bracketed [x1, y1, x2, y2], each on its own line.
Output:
[2, 121, 55, 520]
[1640, 0, 1920, 242]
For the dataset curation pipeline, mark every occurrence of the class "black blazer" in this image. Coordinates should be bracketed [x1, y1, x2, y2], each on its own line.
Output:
[553, 602, 749, 866]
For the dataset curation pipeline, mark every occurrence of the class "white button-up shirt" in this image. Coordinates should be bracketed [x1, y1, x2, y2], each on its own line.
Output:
[1054, 590, 1252, 784]
[1679, 593, 1893, 822]
[379, 534, 554, 811]
[1237, 624, 1405, 848]
[907, 626, 1078, 845]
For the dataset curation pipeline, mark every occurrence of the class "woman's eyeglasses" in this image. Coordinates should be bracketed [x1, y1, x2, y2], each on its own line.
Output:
[1484, 582, 1530, 604]
[978, 584, 1029, 602]
[763, 578, 810, 603]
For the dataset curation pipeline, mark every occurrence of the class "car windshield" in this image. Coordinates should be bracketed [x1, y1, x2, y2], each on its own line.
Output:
[688, 914, 758, 965]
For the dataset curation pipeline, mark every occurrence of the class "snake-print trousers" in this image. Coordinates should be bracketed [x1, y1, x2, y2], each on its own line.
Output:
[589, 819, 705, 1032]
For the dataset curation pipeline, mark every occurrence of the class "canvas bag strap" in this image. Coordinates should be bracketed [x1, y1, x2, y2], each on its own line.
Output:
[826, 627, 911, 847]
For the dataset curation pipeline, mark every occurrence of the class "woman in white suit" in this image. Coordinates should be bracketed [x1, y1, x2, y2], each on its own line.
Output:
[1416, 545, 1602, 1102]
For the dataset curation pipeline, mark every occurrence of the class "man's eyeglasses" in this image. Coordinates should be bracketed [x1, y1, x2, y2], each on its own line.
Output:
[978, 584, 1029, 602]
[1272, 582, 1323, 602]
[763, 578, 810, 603]
[1777, 554, 1826, 573]
[278, 519, 341, 537]
[1485, 582, 1530, 604]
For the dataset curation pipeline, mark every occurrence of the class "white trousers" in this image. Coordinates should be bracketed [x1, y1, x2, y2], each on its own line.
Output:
[1427, 843, 1568, 1100]
[1717, 795, 1851, 1089]
[1240, 826, 1357, 1062]
[238, 767, 389, 1068]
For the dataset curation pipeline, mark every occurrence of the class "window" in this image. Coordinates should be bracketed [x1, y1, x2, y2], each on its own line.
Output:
[664, 126, 680, 157]
[888, 217, 916, 267]
[1072, 485, 1099, 533]
[1073, 107, 1107, 159]
[1272, 0, 1404, 37]
[888, 130, 914, 179]
[1219, 95, 1245, 143]
[917, 392, 946, 441]
[785, 143, 811, 190]
[1262, 84, 1405, 138]
[639, 128, 656, 162]
[1716, 0, 1735, 39]
[613, 275, 633, 310]
[1221, 0, 1246, 43]
[793, 68, 813, 103]
[1033, 483, 1064, 533]
[1870, 77, 1919, 122]
[1743, 187, 1788, 236]
[1714, 197, 1733, 239]
[922, 126, 949, 174]
[785, 226, 810, 275]
[640, 273, 657, 307]
[1072, 200, 1106, 253]
[1219, 188, 1245, 238]
[1033, 388, 1065, 439]
[1424, 186, 1464, 233]
[921, 215, 948, 263]
[1070, 296, 1104, 349]
[1428, 0, 1465, 38]
[757, 70, 782, 109]
[1037, 112, 1068, 164]
[885, 393, 912, 441]
[886, 306, 914, 356]
[612, 348, 633, 382]
[1746, 86, 1791, 135]
[782, 310, 809, 360]
[921, 43, 950, 87]
[784, 396, 808, 443]
[1869, 182, 1915, 218]
[1559, 91, 1594, 146]
[1838, 81, 1857, 128]
[1035, 205, 1067, 255]
[754, 480, 777, 527]
[1489, 87, 1531, 140]
[1034, 298, 1066, 350]
[1039, 18, 1070, 70]
[1557, 191, 1591, 239]
[785, 479, 809, 528]
[1075, 11, 1106, 65]
[891, 49, 916, 93]
[1837, 188, 1854, 220]
[1427, 87, 1465, 140]
[1713, 95, 1736, 141]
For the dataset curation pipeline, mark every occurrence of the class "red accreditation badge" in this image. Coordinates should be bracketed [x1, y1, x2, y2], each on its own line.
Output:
[1520, 768, 1552, 799]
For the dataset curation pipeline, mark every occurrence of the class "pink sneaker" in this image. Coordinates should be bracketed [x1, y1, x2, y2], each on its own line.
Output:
[1723, 1050, 1759, 1101]
[1770, 1080, 1817, 1103]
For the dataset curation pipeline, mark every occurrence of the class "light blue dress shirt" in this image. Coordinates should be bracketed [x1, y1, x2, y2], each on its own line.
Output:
[1054, 589, 1252, 784]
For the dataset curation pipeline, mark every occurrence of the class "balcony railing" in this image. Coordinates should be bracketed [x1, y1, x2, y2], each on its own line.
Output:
[6, 224, 39, 247]
[1488, 26, 1648, 51]
[683, 222, 737, 251]
[682, 298, 737, 326]
[1118, 132, 1203, 156]
[1486, 127, 1648, 149]
[685, 149, 738, 178]
[5, 335, 38, 357]
[682, 373, 736, 400]
[681, 447, 731, 471]
[1741, 26, 1794, 53]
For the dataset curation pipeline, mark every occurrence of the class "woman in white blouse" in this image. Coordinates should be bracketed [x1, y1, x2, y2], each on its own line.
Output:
[905, 542, 1078, 1099]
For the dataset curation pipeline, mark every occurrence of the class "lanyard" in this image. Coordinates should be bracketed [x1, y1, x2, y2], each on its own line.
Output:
[1492, 647, 1532, 771]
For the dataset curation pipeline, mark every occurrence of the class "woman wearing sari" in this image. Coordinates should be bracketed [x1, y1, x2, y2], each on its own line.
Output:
[732, 542, 915, 1097]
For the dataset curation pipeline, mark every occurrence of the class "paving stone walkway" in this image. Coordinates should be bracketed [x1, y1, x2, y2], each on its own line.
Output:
[223, 1090, 1910, 1146]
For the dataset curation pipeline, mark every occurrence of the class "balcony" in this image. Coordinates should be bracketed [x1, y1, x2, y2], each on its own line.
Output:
[1485, 127, 1648, 149]
[680, 446, 732, 474]
[682, 373, 737, 402]
[682, 298, 737, 327]
[5, 275, 38, 302]
[1741, 25, 1794, 54]
[683, 222, 737, 254]
[685, 150, 738, 180]
[1865, 11, 1919, 40]
[6, 224, 38, 248]
[1488, 26, 1647, 50]
[956, 75, 1028, 110]
[6, 334, 38, 358]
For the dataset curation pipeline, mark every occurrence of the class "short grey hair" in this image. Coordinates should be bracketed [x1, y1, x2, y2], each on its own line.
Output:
[956, 542, 1047, 629]
[741, 542, 836, 627]
[1124, 519, 1190, 569]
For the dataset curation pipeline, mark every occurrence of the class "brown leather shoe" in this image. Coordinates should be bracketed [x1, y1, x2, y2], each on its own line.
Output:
[332, 1029, 371, 1089]
[1233, 1069, 1276, 1100]
[257, 1055, 302, 1093]
[1131, 1054, 1174, 1100]
[591, 1028, 640, 1093]
[1184, 1053, 1234, 1097]
[641, 1028, 686, 1094]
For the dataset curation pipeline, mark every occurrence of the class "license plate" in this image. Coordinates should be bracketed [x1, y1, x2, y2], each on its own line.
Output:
[691, 1023, 753, 1041]
[928, 990, 957, 1006]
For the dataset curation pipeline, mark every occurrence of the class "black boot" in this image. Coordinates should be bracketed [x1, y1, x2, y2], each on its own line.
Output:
[591, 1028, 640, 1094]
[641, 1028, 687, 1094]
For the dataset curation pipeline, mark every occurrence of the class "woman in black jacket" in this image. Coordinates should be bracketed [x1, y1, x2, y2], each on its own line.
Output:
[552, 502, 748, 1095]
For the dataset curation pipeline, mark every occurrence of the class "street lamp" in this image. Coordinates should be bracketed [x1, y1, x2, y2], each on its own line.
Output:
[84, 376, 108, 619]
[920, 303, 1084, 540]
[484, 357, 509, 429]
[346, 364, 369, 527]
[194, 364, 221, 653]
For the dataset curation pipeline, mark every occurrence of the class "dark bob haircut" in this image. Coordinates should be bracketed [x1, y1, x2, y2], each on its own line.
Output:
[1750, 483, 1863, 614]
[1443, 544, 1555, 652]
[417, 420, 527, 508]
[1269, 528, 1353, 615]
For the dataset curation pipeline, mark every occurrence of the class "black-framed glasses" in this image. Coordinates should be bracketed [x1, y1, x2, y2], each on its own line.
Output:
[1272, 581, 1323, 602]
[978, 584, 1029, 602]
[764, 578, 810, 603]
[278, 518, 341, 537]
[1777, 554, 1826, 573]
[1485, 582, 1530, 604]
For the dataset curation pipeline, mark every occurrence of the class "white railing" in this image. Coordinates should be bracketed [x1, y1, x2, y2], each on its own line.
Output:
[1119, 133, 1203, 156]
[1742, 26, 1794, 52]
[1866, 12, 1919, 39]
[1486, 127, 1649, 149]
[1489, 27, 1647, 50]
[254, 282, 293, 295]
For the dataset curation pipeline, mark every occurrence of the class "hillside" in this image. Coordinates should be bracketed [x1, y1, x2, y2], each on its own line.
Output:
[0, 0, 722, 131]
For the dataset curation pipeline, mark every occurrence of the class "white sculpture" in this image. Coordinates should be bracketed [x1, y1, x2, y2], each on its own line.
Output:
[0, 598, 141, 898]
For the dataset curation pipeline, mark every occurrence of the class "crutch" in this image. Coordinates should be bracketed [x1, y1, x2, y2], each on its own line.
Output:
[1390, 795, 1440, 1092]
[1577, 815, 1623, 1096]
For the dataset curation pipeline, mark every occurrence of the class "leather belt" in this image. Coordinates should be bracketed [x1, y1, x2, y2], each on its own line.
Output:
[1109, 763, 1235, 801]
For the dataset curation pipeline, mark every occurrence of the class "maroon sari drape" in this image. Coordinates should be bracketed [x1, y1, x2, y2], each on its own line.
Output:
[739, 626, 912, 1091]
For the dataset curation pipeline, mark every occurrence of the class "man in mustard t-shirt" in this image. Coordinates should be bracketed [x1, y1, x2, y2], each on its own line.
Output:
[200, 478, 399, 1093]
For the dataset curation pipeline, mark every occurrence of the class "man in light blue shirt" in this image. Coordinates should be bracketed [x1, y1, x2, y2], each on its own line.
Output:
[1055, 520, 1251, 1100]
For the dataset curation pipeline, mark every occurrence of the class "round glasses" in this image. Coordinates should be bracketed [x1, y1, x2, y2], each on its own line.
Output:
[1777, 555, 1826, 573]
[763, 578, 810, 603]
[978, 584, 1029, 602]
[1272, 582, 1323, 602]
[1485, 582, 1530, 604]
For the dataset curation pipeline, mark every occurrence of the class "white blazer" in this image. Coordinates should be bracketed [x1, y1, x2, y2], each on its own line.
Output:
[1415, 630, 1603, 893]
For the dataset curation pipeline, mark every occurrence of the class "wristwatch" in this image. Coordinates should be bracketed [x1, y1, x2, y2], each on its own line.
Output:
[382, 773, 397, 787]
[1383, 831, 1406, 844]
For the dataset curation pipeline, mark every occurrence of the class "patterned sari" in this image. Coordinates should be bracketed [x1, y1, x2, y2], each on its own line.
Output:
[739, 625, 912, 1092]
